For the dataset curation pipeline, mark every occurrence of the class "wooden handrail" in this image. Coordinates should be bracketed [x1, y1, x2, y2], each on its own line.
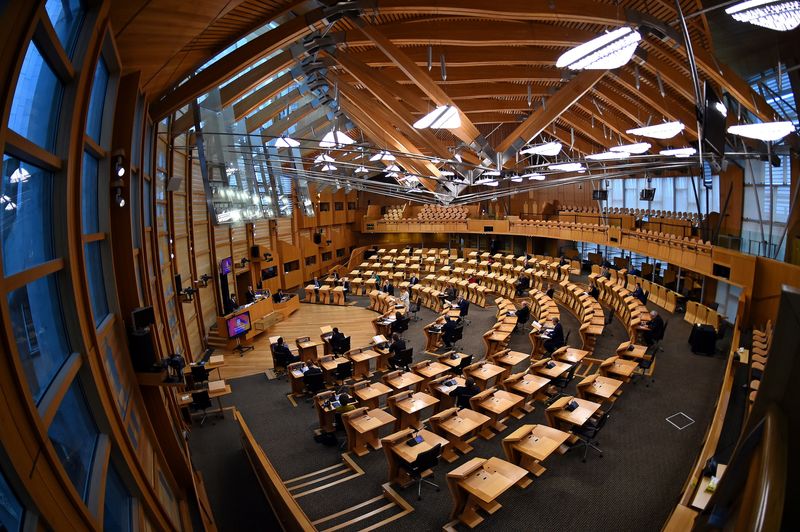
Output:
[742, 405, 787, 531]
[234, 409, 315, 531]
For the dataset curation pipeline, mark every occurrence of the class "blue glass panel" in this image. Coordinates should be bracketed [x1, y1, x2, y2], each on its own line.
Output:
[81, 151, 99, 234]
[84, 241, 109, 327]
[45, 0, 85, 57]
[7, 273, 71, 403]
[0, 468, 24, 531]
[1, 155, 56, 275]
[8, 43, 63, 151]
[103, 464, 132, 532]
[86, 57, 109, 142]
[47, 381, 99, 500]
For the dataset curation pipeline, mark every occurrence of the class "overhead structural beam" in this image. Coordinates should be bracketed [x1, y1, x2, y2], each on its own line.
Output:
[337, 65, 563, 85]
[496, 70, 605, 162]
[352, 18, 495, 164]
[233, 72, 297, 121]
[349, 46, 559, 68]
[149, 7, 331, 119]
[245, 89, 307, 133]
[219, 49, 296, 109]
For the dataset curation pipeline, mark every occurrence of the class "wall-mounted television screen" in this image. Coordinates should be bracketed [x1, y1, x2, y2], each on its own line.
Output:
[639, 188, 656, 201]
[226, 311, 251, 338]
[220, 257, 233, 275]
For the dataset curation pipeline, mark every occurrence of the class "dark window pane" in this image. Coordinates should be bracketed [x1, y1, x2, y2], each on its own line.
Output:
[85, 241, 109, 327]
[86, 57, 108, 142]
[47, 381, 99, 500]
[103, 464, 132, 532]
[143, 180, 151, 227]
[8, 43, 63, 151]
[81, 151, 99, 233]
[7, 273, 71, 403]
[45, 0, 85, 57]
[0, 468, 24, 531]
[1, 155, 56, 275]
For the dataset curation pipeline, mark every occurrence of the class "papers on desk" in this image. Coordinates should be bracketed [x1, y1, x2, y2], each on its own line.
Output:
[532, 320, 541, 328]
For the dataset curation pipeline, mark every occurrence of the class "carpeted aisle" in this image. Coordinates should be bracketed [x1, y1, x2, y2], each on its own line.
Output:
[190, 282, 729, 531]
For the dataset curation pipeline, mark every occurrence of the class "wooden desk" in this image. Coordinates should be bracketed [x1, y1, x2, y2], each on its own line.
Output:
[314, 391, 337, 433]
[428, 375, 465, 411]
[296, 339, 323, 362]
[505, 372, 550, 413]
[332, 286, 345, 305]
[319, 356, 348, 385]
[384, 371, 425, 392]
[185, 354, 225, 379]
[413, 360, 450, 382]
[690, 463, 727, 510]
[430, 407, 490, 462]
[353, 381, 392, 409]
[389, 391, 439, 430]
[348, 349, 381, 380]
[304, 284, 317, 303]
[502, 424, 570, 485]
[533, 359, 572, 379]
[423, 321, 444, 352]
[556, 347, 589, 365]
[493, 350, 530, 378]
[601, 356, 639, 382]
[382, 428, 449, 487]
[472, 388, 524, 437]
[288, 364, 306, 396]
[484, 330, 511, 358]
[545, 396, 601, 430]
[343, 407, 397, 457]
[618, 343, 648, 361]
[447, 457, 528, 527]
[467, 363, 506, 390]
[177, 380, 232, 420]
[440, 352, 469, 369]
[319, 285, 331, 304]
[577, 374, 624, 404]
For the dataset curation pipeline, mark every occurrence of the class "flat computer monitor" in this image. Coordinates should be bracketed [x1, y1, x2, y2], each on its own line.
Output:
[226, 311, 251, 338]
[220, 257, 233, 275]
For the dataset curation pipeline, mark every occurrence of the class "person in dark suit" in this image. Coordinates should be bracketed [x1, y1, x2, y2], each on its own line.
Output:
[633, 283, 647, 305]
[409, 274, 420, 286]
[388, 333, 407, 368]
[644, 310, 665, 345]
[449, 377, 481, 409]
[273, 337, 299, 366]
[588, 284, 600, 299]
[341, 278, 350, 301]
[223, 295, 237, 315]
[516, 301, 531, 328]
[330, 327, 346, 354]
[559, 255, 569, 266]
[381, 280, 394, 296]
[312, 276, 321, 289]
[515, 275, 529, 296]
[543, 317, 565, 353]
[545, 283, 555, 298]
[332, 271, 340, 281]
[442, 317, 460, 348]
[303, 360, 322, 376]
[599, 265, 610, 279]
[246, 285, 257, 304]
[444, 284, 457, 302]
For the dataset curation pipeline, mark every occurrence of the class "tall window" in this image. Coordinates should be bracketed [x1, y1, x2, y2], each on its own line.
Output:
[103, 463, 132, 531]
[0, 467, 25, 531]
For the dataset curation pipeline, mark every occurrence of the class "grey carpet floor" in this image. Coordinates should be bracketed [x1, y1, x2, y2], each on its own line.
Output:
[190, 278, 731, 531]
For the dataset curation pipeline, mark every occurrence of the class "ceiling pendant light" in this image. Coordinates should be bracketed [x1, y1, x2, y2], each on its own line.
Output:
[475, 178, 499, 187]
[355, 166, 369, 174]
[483, 170, 502, 176]
[725, 1, 800, 31]
[314, 154, 335, 164]
[586, 151, 630, 161]
[385, 164, 401, 172]
[549, 162, 586, 172]
[627, 121, 685, 139]
[522, 172, 546, 180]
[510, 174, 523, 182]
[369, 150, 396, 162]
[439, 170, 455, 176]
[556, 27, 642, 70]
[727, 120, 795, 141]
[413, 105, 461, 129]
[320, 164, 337, 172]
[610, 142, 651, 154]
[386, 172, 400, 178]
[319, 130, 355, 148]
[520, 141, 562, 157]
[274, 136, 299, 148]
[660, 147, 697, 157]
[9, 166, 31, 183]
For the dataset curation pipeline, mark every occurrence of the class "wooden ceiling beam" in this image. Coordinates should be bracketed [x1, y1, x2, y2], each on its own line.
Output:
[219, 49, 296, 109]
[422, 83, 551, 100]
[245, 88, 307, 133]
[233, 73, 296, 122]
[496, 70, 605, 158]
[348, 46, 559, 68]
[149, 7, 327, 119]
[337, 65, 564, 85]
[260, 102, 322, 139]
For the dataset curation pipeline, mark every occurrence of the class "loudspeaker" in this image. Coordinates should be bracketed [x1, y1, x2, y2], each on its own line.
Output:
[129, 328, 158, 371]
[313, 232, 322, 244]
[251, 245, 261, 259]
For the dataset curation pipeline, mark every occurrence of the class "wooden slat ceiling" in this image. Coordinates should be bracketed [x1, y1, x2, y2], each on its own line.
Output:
[111, 0, 781, 163]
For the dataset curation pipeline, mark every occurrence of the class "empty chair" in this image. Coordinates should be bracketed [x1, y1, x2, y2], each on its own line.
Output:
[399, 443, 443, 500]
[550, 362, 577, 397]
[190, 391, 213, 426]
[334, 361, 354, 384]
[453, 354, 474, 375]
[190, 365, 210, 386]
[444, 324, 464, 350]
[392, 316, 410, 335]
[303, 371, 326, 397]
[459, 299, 471, 325]
[570, 404, 613, 462]
[633, 348, 657, 387]
[409, 299, 422, 321]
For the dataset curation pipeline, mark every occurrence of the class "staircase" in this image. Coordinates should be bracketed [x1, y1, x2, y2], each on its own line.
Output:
[207, 325, 229, 350]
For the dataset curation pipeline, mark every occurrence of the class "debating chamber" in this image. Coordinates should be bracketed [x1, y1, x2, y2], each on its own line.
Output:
[1, 0, 800, 530]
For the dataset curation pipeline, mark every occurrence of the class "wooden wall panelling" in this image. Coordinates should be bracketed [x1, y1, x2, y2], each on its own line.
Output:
[717, 161, 744, 238]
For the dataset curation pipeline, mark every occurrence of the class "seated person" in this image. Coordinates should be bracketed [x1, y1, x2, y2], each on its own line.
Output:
[515, 276, 530, 295]
[332, 271, 340, 281]
[246, 285, 257, 304]
[312, 276, 321, 289]
[632, 283, 647, 305]
[408, 274, 420, 286]
[442, 317, 460, 348]
[444, 285, 457, 302]
[330, 327, 347, 354]
[599, 265, 610, 279]
[273, 289, 287, 303]
[542, 317, 565, 353]
[467, 275, 478, 285]
[559, 255, 569, 266]
[381, 281, 394, 296]
[303, 360, 322, 376]
[390, 312, 406, 334]
[516, 301, 531, 327]
[224, 294, 239, 315]
[273, 337, 300, 366]
[449, 377, 481, 409]
[545, 283, 555, 298]
[643, 310, 665, 345]
[457, 296, 469, 317]
[334, 393, 357, 414]
[588, 284, 600, 299]
[387, 333, 407, 368]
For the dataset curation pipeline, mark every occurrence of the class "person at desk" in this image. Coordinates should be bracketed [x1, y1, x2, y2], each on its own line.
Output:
[468, 274, 479, 285]
[223, 294, 239, 315]
[449, 377, 481, 409]
[442, 317, 460, 348]
[246, 285, 257, 304]
[273, 337, 300, 366]
[273, 289, 287, 303]
[332, 271, 340, 282]
[545, 283, 555, 298]
[543, 317, 565, 354]
[398, 287, 410, 310]
[330, 327, 347, 353]
[559, 255, 569, 267]
[516, 301, 531, 329]
[444, 284, 457, 302]
[633, 283, 647, 305]
[644, 310, 665, 345]
[303, 360, 322, 376]
[388, 333, 407, 368]
[515, 275, 529, 296]
[599, 265, 610, 279]
[587, 284, 600, 299]
[457, 296, 469, 316]
[334, 393, 357, 414]
[381, 280, 395, 296]
[408, 274, 420, 286]
[341, 278, 350, 301]
[312, 276, 321, 290]
[372, 272, 382, 285]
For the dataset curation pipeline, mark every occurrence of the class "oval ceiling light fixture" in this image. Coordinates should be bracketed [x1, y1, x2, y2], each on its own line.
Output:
[319, 130, 356, 148]
[354, 166, 369, 174]
[519, 141, 562, 157]
[549, 162, 586, 172]
[320, 164, 337, 171]
[522, 172, 547, 181]
[725, 0, 800, 31]
[439, 170, 455, 176]
[385, 164, 401, 172]
[586, 151, 630, 161]
[483, 169, 502, 176]
[369, 150, 396, 161]
[413, 105, 461, 129]
[727, 120, 795, 142]
[556, 27, 642, 70]
[274, 136, 299, 148]
[474, 177, 499, 187]
[627, 121, 685, 139]
[660, 147, 697, 157]
[314, 154, 336, 164]
[509, 174, 523, 183]
[610, 142, 651, 154]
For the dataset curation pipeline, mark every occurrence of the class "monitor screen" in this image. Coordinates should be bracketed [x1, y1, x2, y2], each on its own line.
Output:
[220, 257, 233, 275]
[639, 188, 656, 201]
[703, 81, 727, 157]
[226, 311, 251, 337]
[592, 189, 608, 201]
